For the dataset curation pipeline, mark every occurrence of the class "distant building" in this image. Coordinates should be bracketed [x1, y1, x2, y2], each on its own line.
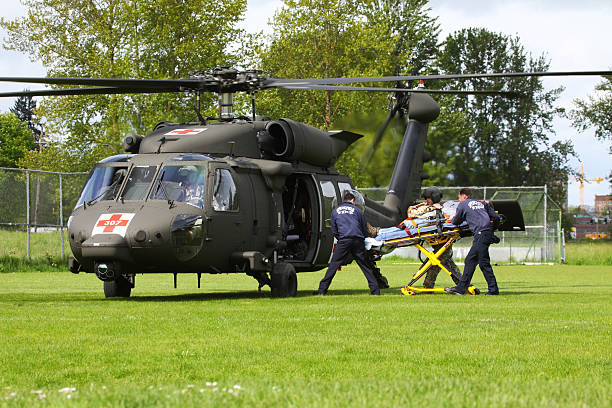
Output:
[594, 194, 611, 215]
[573, 215, 609, 239]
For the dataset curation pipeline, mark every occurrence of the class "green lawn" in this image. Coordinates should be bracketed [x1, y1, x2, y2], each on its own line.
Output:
[1, 264, 610, 407]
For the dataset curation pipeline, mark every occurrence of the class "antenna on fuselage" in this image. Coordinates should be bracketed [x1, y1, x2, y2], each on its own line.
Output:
[195, 91, 206, 124]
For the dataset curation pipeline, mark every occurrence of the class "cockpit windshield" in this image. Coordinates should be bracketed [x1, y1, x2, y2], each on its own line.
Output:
[120, 166, 158, 201]
[75, 165, 128, 208]
[149, 164, 206, 208]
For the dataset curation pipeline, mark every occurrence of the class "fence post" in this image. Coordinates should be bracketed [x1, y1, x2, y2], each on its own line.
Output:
[561, 228, 566, 263]
[34, 174, 40, 232]
[557, 219, 561, 264]
[543, 184, 548, 262]
[26, 170, 30, 259]
[59, 173, 64, 258]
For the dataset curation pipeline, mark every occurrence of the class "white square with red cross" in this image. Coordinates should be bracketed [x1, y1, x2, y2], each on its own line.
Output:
[92, 213, 136, 237]
[164, 128, 207, 135]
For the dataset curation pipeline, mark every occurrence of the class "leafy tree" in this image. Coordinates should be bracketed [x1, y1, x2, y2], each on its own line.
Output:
[361, 0, 439, 77]
[427, 28, 573, 203]
[10, 95, 44, 151]
[570, 76, 612, 141]
[256, 0, 439, 186]
[0, 113, 37, 167]
[1, 0, 248, 170]
[569, 76, 612, 188]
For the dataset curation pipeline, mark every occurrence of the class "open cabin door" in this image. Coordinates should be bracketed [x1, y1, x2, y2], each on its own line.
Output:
[280, 174, 321, 267]
[311, 176, 341, 267]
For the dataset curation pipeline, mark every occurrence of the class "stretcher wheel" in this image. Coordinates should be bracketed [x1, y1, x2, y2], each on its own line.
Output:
[400, 287, 415, 296]
[467, 286, 480, 295]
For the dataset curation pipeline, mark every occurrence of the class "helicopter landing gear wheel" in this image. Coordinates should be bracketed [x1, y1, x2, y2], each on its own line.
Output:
[270, 262, 297, 298]
[104, 275, 132, 298]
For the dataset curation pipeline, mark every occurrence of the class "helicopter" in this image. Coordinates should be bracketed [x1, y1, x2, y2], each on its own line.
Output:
[0, 67, 610, 298]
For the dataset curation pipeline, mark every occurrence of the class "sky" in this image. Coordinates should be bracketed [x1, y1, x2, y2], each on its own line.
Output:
[1, 0, 611, 207]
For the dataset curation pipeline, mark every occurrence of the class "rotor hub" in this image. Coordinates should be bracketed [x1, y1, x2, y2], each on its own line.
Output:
[189, 67, 268, 93]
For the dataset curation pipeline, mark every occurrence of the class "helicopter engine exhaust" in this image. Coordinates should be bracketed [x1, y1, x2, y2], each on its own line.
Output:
[259, 118, 361, 167]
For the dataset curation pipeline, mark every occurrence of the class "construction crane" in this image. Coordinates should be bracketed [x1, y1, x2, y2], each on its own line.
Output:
[570, 165, 604, 212]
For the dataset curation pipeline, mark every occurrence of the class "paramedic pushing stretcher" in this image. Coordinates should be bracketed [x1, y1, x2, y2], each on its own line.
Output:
[315, 191, 380, 295]
[445, 188, 501, 296]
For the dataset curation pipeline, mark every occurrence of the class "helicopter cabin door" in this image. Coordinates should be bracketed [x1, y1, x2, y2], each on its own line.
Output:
[312, 177, 341, 266]
[203, 164, 245, 271]
[281, 174, 321, 265]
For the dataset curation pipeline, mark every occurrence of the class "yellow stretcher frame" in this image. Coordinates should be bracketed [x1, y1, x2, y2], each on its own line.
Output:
[376, 227, 480, 296]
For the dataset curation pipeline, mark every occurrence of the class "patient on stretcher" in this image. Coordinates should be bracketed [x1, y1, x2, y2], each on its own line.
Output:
[365, 201, 467, 250]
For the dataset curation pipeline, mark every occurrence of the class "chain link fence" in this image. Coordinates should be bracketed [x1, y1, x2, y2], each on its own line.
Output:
[0, 167, 565, 263]
[359, 186, 565, 263]
[0, 168, 88, 259]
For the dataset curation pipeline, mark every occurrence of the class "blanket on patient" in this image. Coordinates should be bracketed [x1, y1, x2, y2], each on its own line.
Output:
[364, 201, 466, 250]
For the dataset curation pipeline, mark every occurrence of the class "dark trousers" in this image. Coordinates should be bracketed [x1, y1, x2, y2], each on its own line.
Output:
[318, 238, 380, 295]
[423, 244, 462, 288]
[456, 230, 499, 294]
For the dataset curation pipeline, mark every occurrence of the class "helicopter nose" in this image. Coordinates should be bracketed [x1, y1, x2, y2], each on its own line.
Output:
[81, 234, 131, 262]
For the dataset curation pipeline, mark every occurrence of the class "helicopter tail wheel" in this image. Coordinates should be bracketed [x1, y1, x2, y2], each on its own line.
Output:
[104, 275, 133, 298]
[270, 262, 297, 298]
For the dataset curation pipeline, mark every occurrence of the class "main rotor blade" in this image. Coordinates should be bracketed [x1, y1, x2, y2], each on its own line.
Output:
[0, 69, 607, 98]
[0, 87, 176, 97]
[275, 83, 521, 96]
[0, 76, 199, 89]
[267, 70, 612, 86]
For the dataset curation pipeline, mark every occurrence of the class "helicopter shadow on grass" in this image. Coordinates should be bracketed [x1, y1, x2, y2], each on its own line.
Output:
[120, 288, 384, 302]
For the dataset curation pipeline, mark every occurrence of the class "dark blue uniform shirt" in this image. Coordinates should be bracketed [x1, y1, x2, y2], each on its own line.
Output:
[331, 202, 368, 240]
[451, 198, 500, 235]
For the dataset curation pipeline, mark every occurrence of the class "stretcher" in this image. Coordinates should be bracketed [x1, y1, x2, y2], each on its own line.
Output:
[398, 232, 480, 296]
[368, 217, 480, 295]
[367, 200, 526, 296]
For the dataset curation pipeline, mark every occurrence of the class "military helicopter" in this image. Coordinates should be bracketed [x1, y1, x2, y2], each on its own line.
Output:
[0, 67, 610, 298]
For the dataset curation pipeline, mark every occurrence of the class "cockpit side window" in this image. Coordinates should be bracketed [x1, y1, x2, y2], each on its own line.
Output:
[75, 165, 128, 208]
[149, 164, 206, 208]
[120, 166, 157, 201]
[212, 169, 238, 211]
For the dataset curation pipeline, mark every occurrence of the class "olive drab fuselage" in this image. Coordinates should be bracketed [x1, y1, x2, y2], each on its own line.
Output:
[68, 93, 441, 294]
[68, 119, 381, 277]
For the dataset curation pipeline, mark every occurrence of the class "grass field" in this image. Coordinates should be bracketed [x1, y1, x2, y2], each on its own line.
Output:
[1, 263, 611, 407]
[565, 240, 612, 265]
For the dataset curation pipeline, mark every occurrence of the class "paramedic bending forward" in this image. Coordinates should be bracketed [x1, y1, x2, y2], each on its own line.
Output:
[445, 187, 501, 296]
[315, 191, 380, 295]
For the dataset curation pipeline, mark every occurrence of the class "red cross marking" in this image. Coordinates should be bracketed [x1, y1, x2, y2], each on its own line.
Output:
[96, 214, 130, 233]
[169, 129, 201, 135]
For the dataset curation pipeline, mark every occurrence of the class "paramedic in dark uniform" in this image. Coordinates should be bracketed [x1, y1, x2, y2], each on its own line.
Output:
[445, 187, 501, 296]
[315, 191, 380, 295]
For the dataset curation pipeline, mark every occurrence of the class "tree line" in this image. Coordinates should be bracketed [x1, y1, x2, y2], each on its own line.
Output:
[0, 0, 609, 205]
